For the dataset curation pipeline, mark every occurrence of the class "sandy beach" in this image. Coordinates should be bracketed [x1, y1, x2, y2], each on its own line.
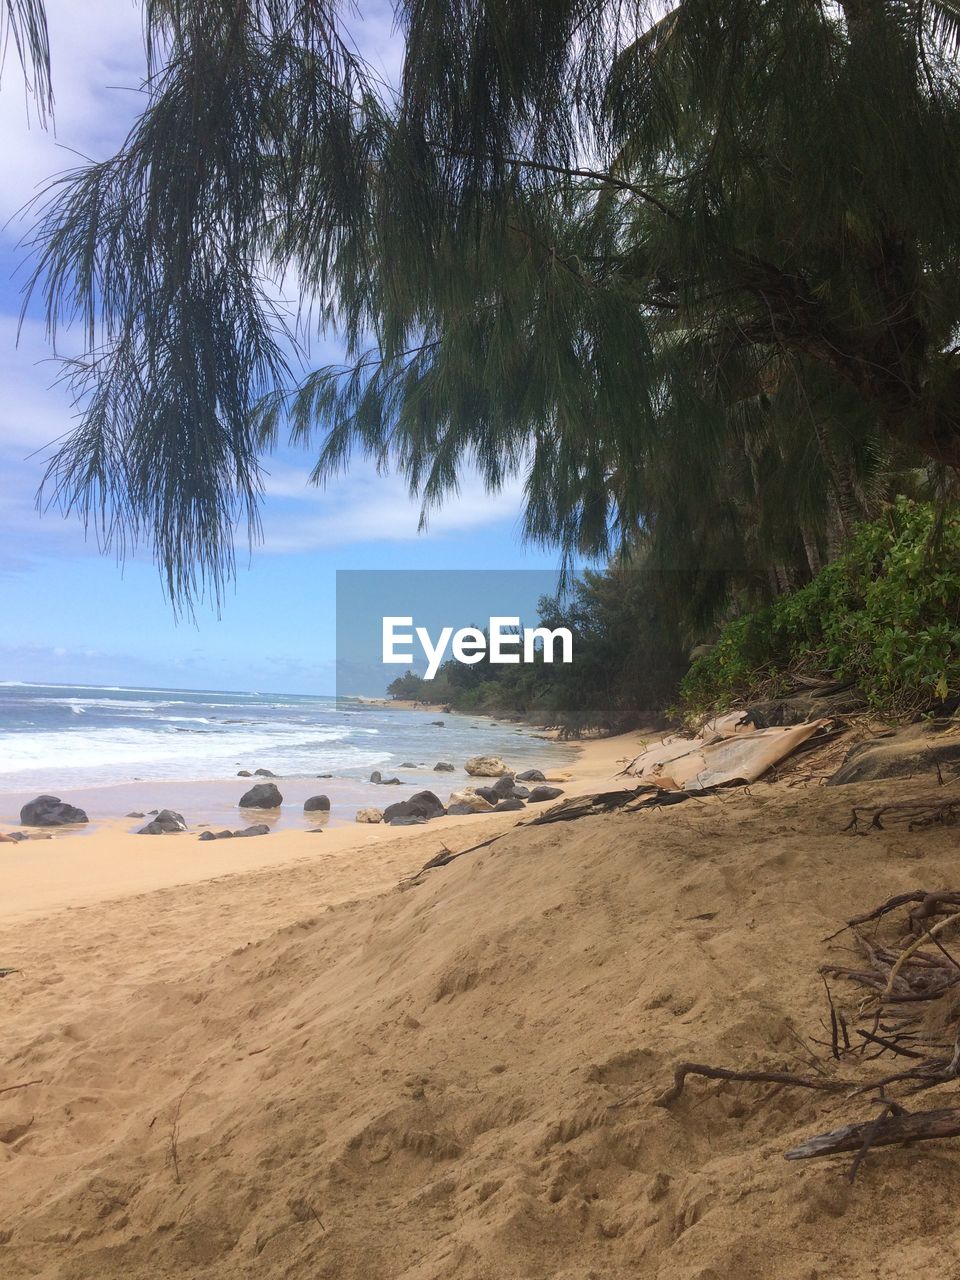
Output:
[2, 729, 959, 1279]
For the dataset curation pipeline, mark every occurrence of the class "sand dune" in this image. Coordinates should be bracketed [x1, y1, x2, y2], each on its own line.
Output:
[2, 737, 959, 1278]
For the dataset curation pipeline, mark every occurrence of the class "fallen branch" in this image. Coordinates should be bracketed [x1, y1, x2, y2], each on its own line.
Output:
[652, 1061, 848, 1108]
[882, 911, 960, 998]
[526, 785, 685, 824]
[785, 1106, 960, 1162]
[824, 889, 960, 941]
[844, 796, 960, 834]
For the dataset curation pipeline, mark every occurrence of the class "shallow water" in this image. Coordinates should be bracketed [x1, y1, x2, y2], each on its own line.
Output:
[0, 683, 576, 829]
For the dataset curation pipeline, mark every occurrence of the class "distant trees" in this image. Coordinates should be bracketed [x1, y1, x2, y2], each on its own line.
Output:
[385, 670, 430, 701]
[383, 569, 689, 735]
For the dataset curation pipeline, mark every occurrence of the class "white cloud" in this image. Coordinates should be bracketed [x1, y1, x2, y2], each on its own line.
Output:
[259, 463, 527, 552]
[0, 0, 146, 230]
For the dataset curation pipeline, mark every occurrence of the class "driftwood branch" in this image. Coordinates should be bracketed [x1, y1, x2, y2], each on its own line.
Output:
[652, 1061, 848, 1108]
[655, 887, 960, 1175]
[786, 1107, 960, 1162]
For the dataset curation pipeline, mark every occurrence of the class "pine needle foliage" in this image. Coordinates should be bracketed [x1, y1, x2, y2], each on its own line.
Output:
[21, 0, 960, 606]
[1, 0, 51, 119]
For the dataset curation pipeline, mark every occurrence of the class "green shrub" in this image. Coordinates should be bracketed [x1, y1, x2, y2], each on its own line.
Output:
[679, 499, 960, 720]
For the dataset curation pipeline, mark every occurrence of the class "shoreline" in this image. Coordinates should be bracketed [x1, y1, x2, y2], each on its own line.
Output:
[0, 701, 579, 836]
[0, 728, 642, 924]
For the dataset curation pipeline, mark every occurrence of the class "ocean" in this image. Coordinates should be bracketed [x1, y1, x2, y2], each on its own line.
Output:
[0, 683, 576, 830]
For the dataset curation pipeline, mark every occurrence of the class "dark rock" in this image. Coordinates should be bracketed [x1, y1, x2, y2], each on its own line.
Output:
[389, 816, 428, 826]
[239, 782, 283, 809]
[20, 795, 89, 827]
[137, 808, 187, 835]
[433, 761, 455, 772]
[494, 798, 525, 812]
[475, 786, 499, 804]
[446, 802, 478, 816]
[254, 768, 277, 777]
[370, 770, 382, 783]
[316, 773, 333, 779]
[382, 790, 445, 823]
[125, 811, 145, 818]
[237, 770, 252, 777]
[304, 794, 331, 812]
[234, 824, 271, 837]
[148, 809, 159, 815]
[527, 785, 564, 803]
[492, 774, 517, 799]
[431, 720, 445, 727]
[198, 831, 217, 842]
[827, 729, 960, 786]
[511, 785, 531, 799]
[516, 769, 546, 783]
[400, 762, 418, 769]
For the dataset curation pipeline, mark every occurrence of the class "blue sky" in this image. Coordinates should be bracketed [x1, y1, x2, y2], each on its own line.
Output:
[0, 1, 569, 695]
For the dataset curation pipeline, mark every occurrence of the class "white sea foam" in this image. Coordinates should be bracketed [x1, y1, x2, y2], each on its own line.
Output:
[0, 683, 572, 793]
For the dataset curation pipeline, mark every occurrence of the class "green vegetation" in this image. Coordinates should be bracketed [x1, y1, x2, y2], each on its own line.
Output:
[388, 501, 959, 732]
[386, 567, 689, 736]
[21, 1, 960, 614]
[13, 4, 960, 727]
[679, 501, 960, 721]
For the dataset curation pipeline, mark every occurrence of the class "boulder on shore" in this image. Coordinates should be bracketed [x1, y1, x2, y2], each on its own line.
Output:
[238, 782, 283, 809]
[433, 761, 455, 771]
[237, 770, 252, 777]
[382, 790, 445, 823]
[464, 756, 510, 778]
[527, 785, 564, 803]
[253, 768, 277, 777]
[20, 795, 89, 827]
[303, 794, 331, 813]
[355, 807, 383, 824]
[516, 768, 546, 783]
[137, 808, 186, 835]
[234, 824, 270, 837]
[494, 798, 526, 812]
[492, 774, 517, 798]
